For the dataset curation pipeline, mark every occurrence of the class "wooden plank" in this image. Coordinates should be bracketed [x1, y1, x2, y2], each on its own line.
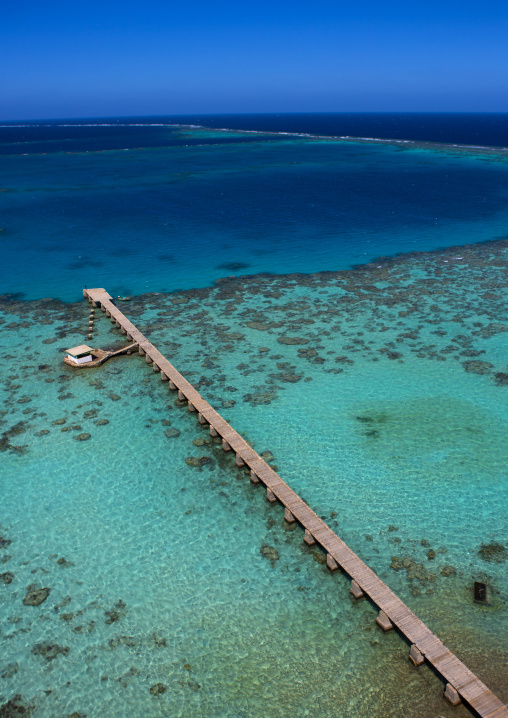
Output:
[469, 691, 508, 717]
[485, 706, 508, 718]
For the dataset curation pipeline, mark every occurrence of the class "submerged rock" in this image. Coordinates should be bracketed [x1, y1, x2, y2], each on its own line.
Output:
[23, 585, 50, 606]
[185, 455, 212, 467]
[1, 662, 18, 679]
[165, 428, 181, 438]
[390, 556, 436, 584]
[149, 683, 167, 696]
[1, 572, 14, 584]
[390, 556, 404, 572]
[440, 565, 457, 577]
[260, 450, 275, 463]
[74, 433, 91, 441]
[478, 542, 507, 563]
[243, 390, 277, 405]
[260, 544, 279, 563]
[192, 437, 211, 446]
[462, 360, 494, 375]
[105, 599, 127, 624]
[0, 695, 34, 716]
[276, 372, 303, 383]
[283, 520, 297, 532]
[277, 336, 309, 345]
[297, 347, 318, 358]
[474, 322, 508, 338]
[246, 321, 270, 331]
[32, 642, 69, 661]
[56, 557, 74, 568]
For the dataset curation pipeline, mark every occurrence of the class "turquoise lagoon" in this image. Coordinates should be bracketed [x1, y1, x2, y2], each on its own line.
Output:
[1, 122, 508, 717]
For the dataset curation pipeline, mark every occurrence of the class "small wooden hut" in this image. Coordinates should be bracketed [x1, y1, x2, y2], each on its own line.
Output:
[65, 344, 94, 365]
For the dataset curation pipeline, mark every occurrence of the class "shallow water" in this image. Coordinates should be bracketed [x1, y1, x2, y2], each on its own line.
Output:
[1, 238, 507, 716]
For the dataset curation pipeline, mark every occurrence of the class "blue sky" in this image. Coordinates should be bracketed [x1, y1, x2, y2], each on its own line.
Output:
[2, 0, 508, 119]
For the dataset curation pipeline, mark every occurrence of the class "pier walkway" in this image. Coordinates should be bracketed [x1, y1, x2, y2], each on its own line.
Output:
[84, 288, 507, 718]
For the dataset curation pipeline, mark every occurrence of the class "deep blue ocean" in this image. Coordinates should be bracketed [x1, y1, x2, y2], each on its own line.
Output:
[1, 114, 508, 717]
[1, 113, 508, 301]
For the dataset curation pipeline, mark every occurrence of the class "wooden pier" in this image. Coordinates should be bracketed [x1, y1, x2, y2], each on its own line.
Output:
[84, 288, 507, 718]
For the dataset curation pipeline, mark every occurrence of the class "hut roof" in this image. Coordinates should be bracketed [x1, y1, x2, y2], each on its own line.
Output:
[65, 344, 94, 357]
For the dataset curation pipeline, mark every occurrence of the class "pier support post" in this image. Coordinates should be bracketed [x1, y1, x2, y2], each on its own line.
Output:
[409, 645, 424, 666]
[375, 610, 393, 632]
[350, 580, 365, 600]
[235, 454, 245, 467]
[304, 529, 315, 545]
[198, 413, 207, 424]
[266, 488, 277, 503]
[326, 554, 339, 571]
[169, 381, 177, 391]
[101, 305, 106, 312]
[188, 401, 196, 412]
[250, 470, 260, 484]
[444, 684, 461, 706]
[121, 327, 127, 334]
[139, 347, 145, 356]
[178, 390, 185, 401]
[284, 508, 295, 523]
[127, 333, 132, 341]
[106, 310, 111, 317]
[116, 321, 121, 328]
[153, 363, 160, 372]
[145, 354, 153, 364]
[210, 426, 219, 438]
[161, 372, 168, 381]
[222, 439, 231, 451]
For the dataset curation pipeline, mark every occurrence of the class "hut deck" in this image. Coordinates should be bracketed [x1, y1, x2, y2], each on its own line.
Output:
[84, 288, 507, 718]
[63, 343, 138, 368]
